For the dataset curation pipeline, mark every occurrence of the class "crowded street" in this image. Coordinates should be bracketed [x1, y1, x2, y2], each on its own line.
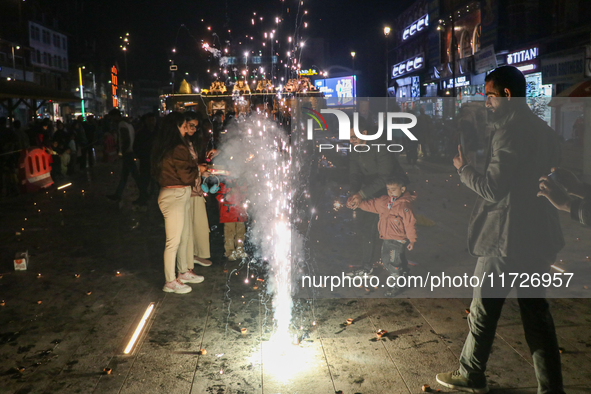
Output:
[1, 156, 590, 393]
[2, 0, 591, 393]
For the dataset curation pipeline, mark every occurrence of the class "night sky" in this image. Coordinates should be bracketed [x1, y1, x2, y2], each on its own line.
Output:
[49, 0, 414, 96]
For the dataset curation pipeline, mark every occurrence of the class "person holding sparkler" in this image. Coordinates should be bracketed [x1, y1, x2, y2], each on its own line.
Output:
[346, 116, 404, 276]
[348, 174, 417, 283]
[152, 112, 205, 294]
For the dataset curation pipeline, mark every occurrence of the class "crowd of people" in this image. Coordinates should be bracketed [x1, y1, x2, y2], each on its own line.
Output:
[0, 105, 250, 296]
[0, 112, 116, 195]
[1, 65, 590, 393]
[137, 110, 247, 293]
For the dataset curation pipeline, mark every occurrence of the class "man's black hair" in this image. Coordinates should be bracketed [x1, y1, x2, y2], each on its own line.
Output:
[484, 66, 526, 97]
[385, 174, 409, 188]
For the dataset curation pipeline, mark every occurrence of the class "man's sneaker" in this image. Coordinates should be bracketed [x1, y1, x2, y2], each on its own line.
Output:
[345, 267, 374, 277]
[227, 251, 238, 261]
[194, 257, 212, 267]
[163, 279, 192, 294]
[436, 370, 489, 393]
[178, 270, 205, 284]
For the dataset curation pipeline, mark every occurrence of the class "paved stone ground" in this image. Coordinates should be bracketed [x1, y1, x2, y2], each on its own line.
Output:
[0, 153, 590, 394]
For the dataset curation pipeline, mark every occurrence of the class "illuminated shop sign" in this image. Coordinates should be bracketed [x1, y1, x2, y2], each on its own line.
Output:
[441, 75, 471, 89]
[298, 68, 318, 76]
[506, 47, 538, 65]
[392, 54, 424, 78]
[111, 65, 118, 108]
[403, 14, 429, 41]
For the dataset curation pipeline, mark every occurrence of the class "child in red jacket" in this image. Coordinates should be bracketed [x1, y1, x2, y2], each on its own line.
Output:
[216, 181, 248, 261]
[350, 175, 417, 279]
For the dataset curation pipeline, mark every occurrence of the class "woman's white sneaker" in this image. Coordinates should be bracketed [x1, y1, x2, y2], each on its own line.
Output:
[193, 256, 212, 267]
[178, 270, 205, 284]
[163, 279, 192, 294]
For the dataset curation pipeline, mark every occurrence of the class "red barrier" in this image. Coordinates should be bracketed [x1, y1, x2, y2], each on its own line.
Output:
[18, 148, 54, 193]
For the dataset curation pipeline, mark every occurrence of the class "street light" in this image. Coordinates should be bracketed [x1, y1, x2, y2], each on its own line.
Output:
[384, 27, 391, 97]
[350, 51, 356, 73]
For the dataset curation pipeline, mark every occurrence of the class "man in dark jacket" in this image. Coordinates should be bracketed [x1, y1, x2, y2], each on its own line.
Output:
[107, 109, 139, 202]
[437, 66, 565, 393]
[132, 112, 157, 206]
[346, 116, 404, 275]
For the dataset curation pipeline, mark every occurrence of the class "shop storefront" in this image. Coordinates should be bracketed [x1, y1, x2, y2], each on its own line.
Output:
[391, 53, 425, 100]
[505, 45, 552, 124]
[541, 48, 587, 137]
[388, 1, 430, 103]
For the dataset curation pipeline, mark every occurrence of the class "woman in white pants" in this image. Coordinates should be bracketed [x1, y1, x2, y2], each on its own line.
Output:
[184, 111, 213, 268]
[151, 112, 206, 294]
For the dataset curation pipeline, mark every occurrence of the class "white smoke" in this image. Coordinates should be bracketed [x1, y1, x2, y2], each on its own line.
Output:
[214, 114, 303, 338]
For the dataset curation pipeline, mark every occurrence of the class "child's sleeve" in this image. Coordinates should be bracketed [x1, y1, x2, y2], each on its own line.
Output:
[358, 198, 380, 213]
[401, 202, 417, 244]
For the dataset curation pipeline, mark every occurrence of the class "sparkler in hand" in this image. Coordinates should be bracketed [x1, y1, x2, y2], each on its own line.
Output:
[333, 200, 344, 211]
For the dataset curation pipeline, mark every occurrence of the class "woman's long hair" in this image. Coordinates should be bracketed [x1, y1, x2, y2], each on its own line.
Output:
[184, 110, 209, 163]
[151, 112, 187, 178]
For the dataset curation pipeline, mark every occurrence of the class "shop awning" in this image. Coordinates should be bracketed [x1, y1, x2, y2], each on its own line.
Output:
[0, 80, 79, 102]
[549, 79, 591, 106]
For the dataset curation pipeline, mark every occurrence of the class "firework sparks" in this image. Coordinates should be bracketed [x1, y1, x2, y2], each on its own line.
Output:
[215, 114, 298, 342]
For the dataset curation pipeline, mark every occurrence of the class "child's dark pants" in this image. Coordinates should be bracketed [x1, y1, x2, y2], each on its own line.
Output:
[381, 239, 408, 277]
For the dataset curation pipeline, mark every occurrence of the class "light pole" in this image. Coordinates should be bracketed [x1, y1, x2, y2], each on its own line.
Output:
[78, 65, 86, 120]
[119, 33, 130, 115]
[11, 45, 20, 80]
[384, 27, 391, 97]
[351, 51, 356, 74]
[244, 51, 249, 82]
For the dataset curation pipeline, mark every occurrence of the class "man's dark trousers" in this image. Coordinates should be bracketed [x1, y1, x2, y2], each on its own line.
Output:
[459, 255, 564, 394]
[114, 152, 140, 198]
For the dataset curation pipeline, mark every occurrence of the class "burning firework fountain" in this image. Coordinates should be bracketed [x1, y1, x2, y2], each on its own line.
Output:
[213, 109, 320, 381]
[215, 115, 298, 340]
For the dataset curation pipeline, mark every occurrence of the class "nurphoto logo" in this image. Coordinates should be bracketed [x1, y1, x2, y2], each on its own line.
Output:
[305, 108, 418, 153]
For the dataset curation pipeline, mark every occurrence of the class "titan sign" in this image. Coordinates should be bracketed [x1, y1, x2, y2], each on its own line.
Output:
[402, 14, 429, 41]
[506, 47, 538, 65]
[392, 55, 424, 78]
